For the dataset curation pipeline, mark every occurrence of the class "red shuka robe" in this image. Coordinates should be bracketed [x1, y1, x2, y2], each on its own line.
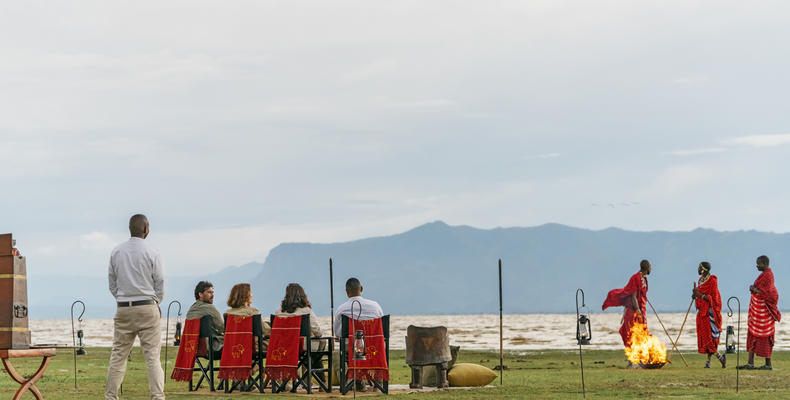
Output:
[602, 272, 648, 347]
[695, 275, 722, 354]
[748, 268, 781, 358]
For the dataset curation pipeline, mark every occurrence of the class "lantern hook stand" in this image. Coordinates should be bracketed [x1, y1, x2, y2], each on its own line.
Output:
[164, 300, 182, 378]
[350, 299, 363, 400]
[575, 288, 587, 398]
[498, 259, 503, 386]
[727, 296, 741, 393]
[70, 300, 86, 389]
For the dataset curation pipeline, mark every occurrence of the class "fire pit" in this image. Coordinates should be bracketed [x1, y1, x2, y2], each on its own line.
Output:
[630, 363, 667, 369]
[624, 317, 668, 368]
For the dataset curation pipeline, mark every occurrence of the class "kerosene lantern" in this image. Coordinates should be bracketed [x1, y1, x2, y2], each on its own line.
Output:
[353, 330, 367, 360]
[576, 289, 592, 345]
[76, 319, 87, 355]
[725, 325, 736, 354]
[173, 314, 182, 346]
[577, 313, 592, 345]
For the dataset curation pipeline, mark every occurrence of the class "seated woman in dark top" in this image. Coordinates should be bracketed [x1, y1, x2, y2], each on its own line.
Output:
[274, 283, 323, 350]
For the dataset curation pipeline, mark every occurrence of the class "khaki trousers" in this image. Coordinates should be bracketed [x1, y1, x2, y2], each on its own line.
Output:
[105, 303, 165, 400]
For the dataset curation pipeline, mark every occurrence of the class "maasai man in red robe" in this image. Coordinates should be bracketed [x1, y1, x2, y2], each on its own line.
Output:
[692, 261, 725, 368]
[602, 260, 650, 348]
[737, 255, 781, 370]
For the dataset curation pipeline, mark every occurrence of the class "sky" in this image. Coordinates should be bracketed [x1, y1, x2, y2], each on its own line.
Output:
[1, 1, 789, 276]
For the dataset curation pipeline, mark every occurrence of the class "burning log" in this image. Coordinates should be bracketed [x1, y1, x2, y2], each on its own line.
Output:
[624, 317, 667, 368]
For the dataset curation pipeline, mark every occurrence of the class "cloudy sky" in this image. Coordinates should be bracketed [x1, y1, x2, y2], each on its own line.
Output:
[2, 1, 789, 276]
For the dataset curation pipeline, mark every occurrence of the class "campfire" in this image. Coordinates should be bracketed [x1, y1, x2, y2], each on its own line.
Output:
[624, 317, 667, 368]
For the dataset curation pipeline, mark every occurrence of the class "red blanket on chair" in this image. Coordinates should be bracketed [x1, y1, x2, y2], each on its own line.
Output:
[346, 317, 389, 381]
[218, 315, 253, 381]
[171, 318, 201, 381]
[265, 315, 301, 381]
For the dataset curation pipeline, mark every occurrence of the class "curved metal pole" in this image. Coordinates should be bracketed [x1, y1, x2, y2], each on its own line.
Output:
[70, 300, 86, 389]
[575, 288, 585, 398]
[351, 299, 362, 400]
[498, 259, 503, 386]
[727, 296, 741, 393]
[164, 300, 182, 378]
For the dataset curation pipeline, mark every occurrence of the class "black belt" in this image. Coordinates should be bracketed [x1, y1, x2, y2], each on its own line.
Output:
[117, 300, 156, 307]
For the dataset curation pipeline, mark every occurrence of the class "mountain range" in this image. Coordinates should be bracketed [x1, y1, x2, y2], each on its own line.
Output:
[28, 221, 788, 319]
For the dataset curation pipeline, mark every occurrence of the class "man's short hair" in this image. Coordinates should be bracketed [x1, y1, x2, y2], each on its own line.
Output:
[758, 255, 770, 267]
[700, 261, 711, 271]
[345, 277, 361, 292]
[640, 259, 650, 271]
[129, 214, 149, 236]
[194, 281, 213, 300]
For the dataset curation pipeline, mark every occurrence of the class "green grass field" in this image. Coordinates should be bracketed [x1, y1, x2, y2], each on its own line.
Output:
[1, 347, 787, 399]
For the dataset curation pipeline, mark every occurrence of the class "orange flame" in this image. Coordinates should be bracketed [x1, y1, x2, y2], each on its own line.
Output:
[624, 316, 667, 365]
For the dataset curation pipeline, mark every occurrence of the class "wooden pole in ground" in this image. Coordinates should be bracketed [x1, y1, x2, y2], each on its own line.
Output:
[498, 259, 503, 385]
[330, 258, 335, 338]
[646, 297, 688, 366]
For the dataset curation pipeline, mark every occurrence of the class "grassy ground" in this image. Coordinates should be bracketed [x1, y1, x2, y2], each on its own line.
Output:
[0, 347, 787, 399]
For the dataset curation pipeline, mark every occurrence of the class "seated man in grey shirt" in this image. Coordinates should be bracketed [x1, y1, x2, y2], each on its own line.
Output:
[186, 281, 224, 352]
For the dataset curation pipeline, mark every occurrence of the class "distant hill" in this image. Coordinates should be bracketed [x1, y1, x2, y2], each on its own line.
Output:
[248, 221, 789, 316]
[28, 222, 789, 318]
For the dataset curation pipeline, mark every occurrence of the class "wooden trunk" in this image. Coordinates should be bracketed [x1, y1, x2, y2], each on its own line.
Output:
[0, 234, 30, 349]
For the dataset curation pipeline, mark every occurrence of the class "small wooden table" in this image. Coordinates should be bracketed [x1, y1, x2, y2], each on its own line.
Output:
[0, 348, 56, 400]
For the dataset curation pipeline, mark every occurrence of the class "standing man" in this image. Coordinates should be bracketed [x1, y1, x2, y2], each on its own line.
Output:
[692, 261, 725, 368]
[602, 260, 650, 347]
[737, 255, 781, 370]
[106, 214, 166, 400]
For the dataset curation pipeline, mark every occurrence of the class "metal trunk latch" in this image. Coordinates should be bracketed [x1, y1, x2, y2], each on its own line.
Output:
[14, 304, 28, 318]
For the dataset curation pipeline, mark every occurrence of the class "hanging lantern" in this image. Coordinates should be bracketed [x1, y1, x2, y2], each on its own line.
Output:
[725, 325, 736, 354]
[576, 313, 592, 345]
[76, 319, 87, 355]
[353, 330, 367, 360]
[173, 316, 182, 346]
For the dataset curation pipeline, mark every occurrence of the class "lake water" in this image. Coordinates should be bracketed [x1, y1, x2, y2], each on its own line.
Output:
[31, 312, 786, 352]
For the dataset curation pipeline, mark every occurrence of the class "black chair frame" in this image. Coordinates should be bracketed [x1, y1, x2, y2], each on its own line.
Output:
[339, 314, 390, 395]
[267, 314, 333, 394]
[189, 315, 223, 392]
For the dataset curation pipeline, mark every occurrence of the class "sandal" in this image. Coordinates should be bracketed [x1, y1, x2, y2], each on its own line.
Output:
[705, 361, 711, 368]
[736, 363, 754, 370]
[758, 364, 773, 371]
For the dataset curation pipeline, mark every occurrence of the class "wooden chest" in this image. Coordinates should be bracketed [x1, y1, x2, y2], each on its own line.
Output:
[0, 234, 30, 349]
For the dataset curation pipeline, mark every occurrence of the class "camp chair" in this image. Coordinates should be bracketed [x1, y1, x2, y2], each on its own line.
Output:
[267, 314, 333, 394]
[190, 315, 223, 392]
[339, 314, 390, 394]
[220, 314, 268, 393]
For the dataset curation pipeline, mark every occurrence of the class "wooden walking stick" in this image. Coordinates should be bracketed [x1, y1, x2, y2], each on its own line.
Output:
[668, 282, 695, 362]
[646, 297, 689, 366]
[671, 296, 694, 362]
[498, 259, 503, 385]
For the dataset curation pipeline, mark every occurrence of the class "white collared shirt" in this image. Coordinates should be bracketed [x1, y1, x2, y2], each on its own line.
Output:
[108, 237, 165, 303]
[333, 295, 383, 337]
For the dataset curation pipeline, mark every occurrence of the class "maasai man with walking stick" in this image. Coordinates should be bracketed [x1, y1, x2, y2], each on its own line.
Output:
[692, 261, 726, 368]
[737, 255, 781, 370]
[602, 260, 650, 350]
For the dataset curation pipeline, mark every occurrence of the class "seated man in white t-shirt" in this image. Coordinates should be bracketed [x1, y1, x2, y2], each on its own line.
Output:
[333, 277, 384, 338]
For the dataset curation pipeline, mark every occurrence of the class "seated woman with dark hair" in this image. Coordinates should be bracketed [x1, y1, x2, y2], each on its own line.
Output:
[275, 283, 323, 349]
[224, 283, 270, 351]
